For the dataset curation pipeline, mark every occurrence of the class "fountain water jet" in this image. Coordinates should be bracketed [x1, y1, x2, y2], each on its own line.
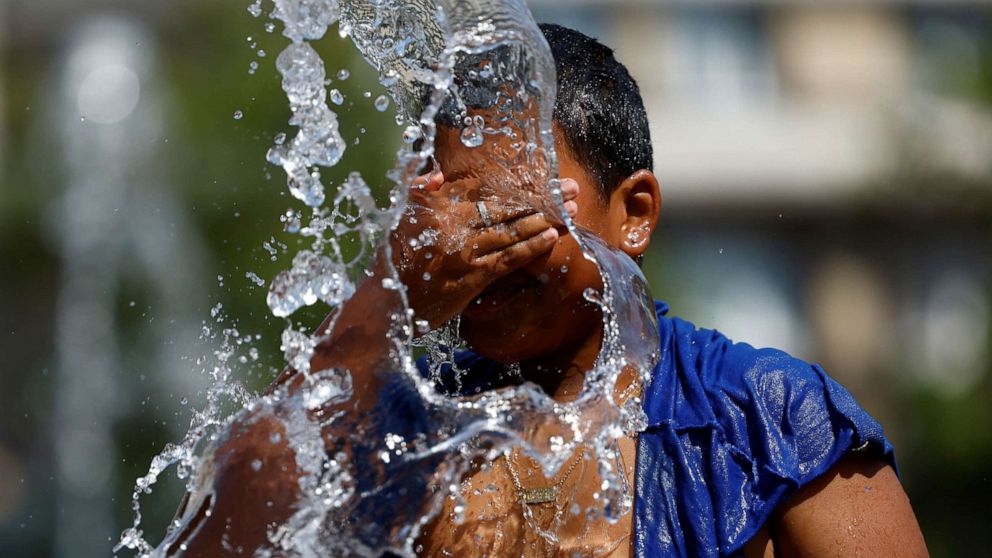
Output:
[117, 1, 659, 556]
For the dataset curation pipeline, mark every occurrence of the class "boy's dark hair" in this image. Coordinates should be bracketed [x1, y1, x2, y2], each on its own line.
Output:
[539, 23, 653, 196]
[430, 24, 653, 197]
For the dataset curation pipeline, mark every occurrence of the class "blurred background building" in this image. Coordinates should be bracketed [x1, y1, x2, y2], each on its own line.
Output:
[1, 0, 990, 556]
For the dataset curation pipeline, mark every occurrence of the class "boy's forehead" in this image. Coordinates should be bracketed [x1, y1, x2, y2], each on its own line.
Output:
[432, 125, 477, 177]
[430, 124, 564, 217]
[432, 124, 564, 169]
[432, 124, 601, 207]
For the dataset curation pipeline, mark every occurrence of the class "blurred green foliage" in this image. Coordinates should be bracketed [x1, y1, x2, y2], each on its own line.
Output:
[1, 3, 403, 553]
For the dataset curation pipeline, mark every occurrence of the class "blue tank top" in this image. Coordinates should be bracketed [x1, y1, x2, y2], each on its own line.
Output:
[414, 301, 895, 557]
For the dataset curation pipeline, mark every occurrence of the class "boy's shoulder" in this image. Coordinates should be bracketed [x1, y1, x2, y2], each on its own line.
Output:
[648, 302, 890, 458]
[636, 302, 894, 556]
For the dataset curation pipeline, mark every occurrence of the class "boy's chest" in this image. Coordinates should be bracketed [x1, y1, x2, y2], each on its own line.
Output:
[415, 439, 637, 557]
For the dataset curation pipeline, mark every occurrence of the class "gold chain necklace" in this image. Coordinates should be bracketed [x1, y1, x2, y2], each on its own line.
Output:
[504, 448, 586, 505]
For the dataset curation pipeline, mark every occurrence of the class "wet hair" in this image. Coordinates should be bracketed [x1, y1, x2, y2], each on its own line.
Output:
[539, 23, 653, 197]
[429, 24, 653, 197]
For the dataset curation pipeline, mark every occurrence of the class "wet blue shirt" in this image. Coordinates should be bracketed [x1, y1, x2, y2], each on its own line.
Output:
[632, 301, 894, 556]
[415, 301, 895, 557]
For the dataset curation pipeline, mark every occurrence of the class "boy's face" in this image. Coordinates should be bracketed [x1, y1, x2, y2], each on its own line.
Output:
[431, 125, 654, 364]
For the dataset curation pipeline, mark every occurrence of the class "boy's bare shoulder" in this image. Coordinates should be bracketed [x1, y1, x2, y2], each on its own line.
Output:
[773, 453, 928, 557]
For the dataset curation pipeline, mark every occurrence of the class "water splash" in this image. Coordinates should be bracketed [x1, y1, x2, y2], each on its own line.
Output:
[116, 1, 659, 556]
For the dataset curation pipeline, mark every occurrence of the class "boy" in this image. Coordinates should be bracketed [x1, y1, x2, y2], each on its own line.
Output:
[164, 24, 928, 557]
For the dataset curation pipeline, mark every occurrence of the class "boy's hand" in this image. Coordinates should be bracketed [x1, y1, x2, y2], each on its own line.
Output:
[390, 171, 578, 330]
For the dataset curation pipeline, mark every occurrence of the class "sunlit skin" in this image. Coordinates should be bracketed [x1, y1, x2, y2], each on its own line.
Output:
[165, 125, 928, 557]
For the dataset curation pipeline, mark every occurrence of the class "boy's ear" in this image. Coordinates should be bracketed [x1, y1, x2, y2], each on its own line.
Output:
[610, 169, 661, 259]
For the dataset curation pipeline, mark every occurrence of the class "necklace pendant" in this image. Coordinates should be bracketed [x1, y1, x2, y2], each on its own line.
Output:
[521, 486, 558, 505]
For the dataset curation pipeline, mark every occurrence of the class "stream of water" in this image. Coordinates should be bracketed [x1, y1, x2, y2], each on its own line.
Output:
[116, 1, 659, 555]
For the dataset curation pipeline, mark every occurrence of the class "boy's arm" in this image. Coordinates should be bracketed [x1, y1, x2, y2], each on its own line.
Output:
[769, 454, 928, 557]
[690, 337, 927, 558]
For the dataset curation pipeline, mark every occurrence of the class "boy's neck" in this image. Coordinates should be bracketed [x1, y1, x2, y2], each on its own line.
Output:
[519, 326, 603, 402]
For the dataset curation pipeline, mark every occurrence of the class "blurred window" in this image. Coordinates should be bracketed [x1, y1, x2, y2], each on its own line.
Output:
[666, 6, 778, 108]
[661, 231, 806, 356]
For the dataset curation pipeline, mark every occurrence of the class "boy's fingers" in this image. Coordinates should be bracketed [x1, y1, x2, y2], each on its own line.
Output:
[467, 199, 538, 229]
[477, 227, 558, 277]
[467, 180, 577, 228]
[564, 200, 578, 218]
[470, 213, 552, 257]
[560, 178, 579, 201]
[411, 170, 444, 191]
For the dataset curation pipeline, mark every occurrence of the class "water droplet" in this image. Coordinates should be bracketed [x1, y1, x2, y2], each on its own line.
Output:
[460, 126, 484, 148]
[116, 5, 672, 552]
[374, 94, 390, 112]
[233, 110, 244, 120]
[257, 49, 267, 58]
[245, 271, 265, 287]
[402, 125, 422, 144]
[336, 68, 350, 80]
